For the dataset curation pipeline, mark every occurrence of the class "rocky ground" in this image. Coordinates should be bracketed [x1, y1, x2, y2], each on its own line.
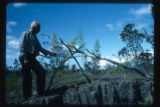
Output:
[6, 71, 153, 105]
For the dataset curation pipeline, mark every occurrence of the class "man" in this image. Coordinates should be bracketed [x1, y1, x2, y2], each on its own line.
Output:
[19, 21, 57, 100]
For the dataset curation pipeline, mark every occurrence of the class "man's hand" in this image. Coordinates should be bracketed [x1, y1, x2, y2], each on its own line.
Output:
[24, 59, 29, 64]
[50, 51, 57, 56]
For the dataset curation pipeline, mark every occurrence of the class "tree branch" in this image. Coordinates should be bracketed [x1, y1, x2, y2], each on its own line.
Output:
[74, 46, 153, 80]
[60, 38, 92, 84]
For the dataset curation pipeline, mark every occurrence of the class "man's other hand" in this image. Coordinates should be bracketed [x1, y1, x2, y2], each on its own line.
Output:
[24, 59, 29, 64]
[50, 51, 57, 56]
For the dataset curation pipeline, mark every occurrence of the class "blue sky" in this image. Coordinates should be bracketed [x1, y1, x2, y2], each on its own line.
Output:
[6, 3, 153, 67]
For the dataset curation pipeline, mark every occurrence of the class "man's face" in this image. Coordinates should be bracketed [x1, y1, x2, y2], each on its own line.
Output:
[32, 25, 40, 35]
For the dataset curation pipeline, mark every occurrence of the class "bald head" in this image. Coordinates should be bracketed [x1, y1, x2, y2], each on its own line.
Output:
[30, 21, 41, 35]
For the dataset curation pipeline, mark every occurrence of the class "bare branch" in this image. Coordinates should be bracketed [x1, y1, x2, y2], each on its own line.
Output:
[60, 38, 92, 84]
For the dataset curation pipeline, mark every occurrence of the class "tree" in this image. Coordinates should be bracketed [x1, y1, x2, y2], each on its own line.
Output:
[13, 58, 21, 76]
[77, 28, 86, 50]
[49, 32, 70, 70]
[143, 26, 154, 49]
[118, 24, 145, 67]
[118, 47, 130, 62]
[76, 28, 87, 69]
[91, 39, 101, 73]
[137, 50, 153, 72]
[71, 64, 76, 72]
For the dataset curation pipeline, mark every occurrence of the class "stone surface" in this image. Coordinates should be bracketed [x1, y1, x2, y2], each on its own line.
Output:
[63, 80, 153, 105]
[22, 79, 153, 105]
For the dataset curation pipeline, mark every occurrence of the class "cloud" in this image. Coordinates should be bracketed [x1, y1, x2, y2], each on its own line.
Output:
[106, 24, 114, 30]
[116, 21, 123, 29]
[130, 5, 152, 17]
[106, 21, 123, 31]
[13, 3, 27, 8]
[6, 49, 19, 59]
[62, 44, 68, 51]
[6, 53, 19, 59]
[7, 21, 17, 32]
[8, 39, 19, 49]
[99, 59, 108, 67]
[7, 35, 19, 49]
[99, 56, 127, 67]
[7, 35, 15, 40]
[75, 45, 79, 49]
[135, 24, 147, 30]
[148, 51, 154, 55]
[111, 57, 126, 63]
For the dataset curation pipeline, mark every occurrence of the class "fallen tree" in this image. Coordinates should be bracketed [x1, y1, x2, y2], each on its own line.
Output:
[40, 34, 153, 91]
[59, 38, 153, 80]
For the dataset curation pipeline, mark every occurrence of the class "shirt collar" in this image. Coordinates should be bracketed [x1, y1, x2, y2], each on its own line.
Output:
[28, 30, 36, 37]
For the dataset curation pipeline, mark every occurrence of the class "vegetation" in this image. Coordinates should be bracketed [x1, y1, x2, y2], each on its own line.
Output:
[59, 77, 84, 85]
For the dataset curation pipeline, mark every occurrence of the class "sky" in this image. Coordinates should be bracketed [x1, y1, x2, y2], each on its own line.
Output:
[6, 3, 153, 68]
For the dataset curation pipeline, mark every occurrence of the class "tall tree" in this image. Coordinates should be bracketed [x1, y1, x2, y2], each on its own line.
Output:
[76, 28, 87, 69]
[91, 39, 101, 73]
[13, 59, 20, 71]
[137, 50, 153, 72]
[13, 58, 21, 76]
[143, 26, 154, 49]
[118, 24, 145, 67]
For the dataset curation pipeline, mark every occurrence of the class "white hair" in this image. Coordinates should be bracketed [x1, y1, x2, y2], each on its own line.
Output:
[30, 21, 40, 28]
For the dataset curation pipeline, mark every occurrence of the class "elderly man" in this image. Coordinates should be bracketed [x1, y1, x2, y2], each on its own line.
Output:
[19, 21, 57, 100]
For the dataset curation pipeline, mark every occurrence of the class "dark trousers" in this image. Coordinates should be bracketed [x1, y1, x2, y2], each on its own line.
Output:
[19, 55, 45, 99]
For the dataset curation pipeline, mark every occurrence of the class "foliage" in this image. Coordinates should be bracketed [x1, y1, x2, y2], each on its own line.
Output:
[118, 47, 130, 62]
[118, 24, 154, 71]
[137, 50, 153, 72]
[77, 28, 86, 50]
[119, 24, 145, 61]
[71, 64, 76, 72]
[49, 32, 70, 70]
[90, 39, 101, 73]
[70, 36, 78, 49]
[143, 26, 154, 49]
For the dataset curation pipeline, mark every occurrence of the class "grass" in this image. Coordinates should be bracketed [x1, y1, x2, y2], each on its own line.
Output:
[59, 77, 84, 85]
[55, 70, 71, 78]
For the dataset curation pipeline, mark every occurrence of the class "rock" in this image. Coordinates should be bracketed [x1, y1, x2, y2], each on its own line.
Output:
[22, 94, 62, 104]
[22, 79, 153, 105]
[63, 80, 153, 105]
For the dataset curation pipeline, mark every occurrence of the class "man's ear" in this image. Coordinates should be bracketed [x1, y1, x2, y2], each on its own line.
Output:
[38, 26, 40, 32]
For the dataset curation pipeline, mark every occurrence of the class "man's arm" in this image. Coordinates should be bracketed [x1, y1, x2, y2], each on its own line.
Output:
[19, 32, 30, 60]
[38, 40, 57, 56]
